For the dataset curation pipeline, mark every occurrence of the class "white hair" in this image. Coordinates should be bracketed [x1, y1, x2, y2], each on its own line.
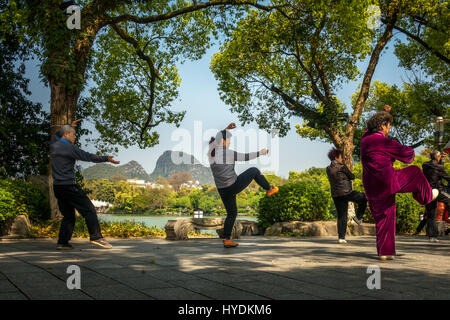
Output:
[58, 124, 75, 136]
[430, 150, 441, 160]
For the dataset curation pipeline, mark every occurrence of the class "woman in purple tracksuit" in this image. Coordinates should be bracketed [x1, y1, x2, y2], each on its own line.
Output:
[360, 106, 437, 260]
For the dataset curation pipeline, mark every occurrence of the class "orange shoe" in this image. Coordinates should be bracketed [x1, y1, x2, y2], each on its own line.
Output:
[266, 186, 279, 197]
[223, 239, 239, 248]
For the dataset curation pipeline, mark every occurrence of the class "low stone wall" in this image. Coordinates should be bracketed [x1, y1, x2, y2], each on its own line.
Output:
[264, 220, 376, 237]
[0, 215, 32, 237]
[165, 218, 376, 240]
[165, 218, 260, 240]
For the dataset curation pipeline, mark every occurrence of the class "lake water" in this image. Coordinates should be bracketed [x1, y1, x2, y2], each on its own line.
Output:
[97, 214, 258, 235]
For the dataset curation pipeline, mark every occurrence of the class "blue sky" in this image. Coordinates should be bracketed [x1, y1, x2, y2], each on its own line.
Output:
[25, 31, 410, 179]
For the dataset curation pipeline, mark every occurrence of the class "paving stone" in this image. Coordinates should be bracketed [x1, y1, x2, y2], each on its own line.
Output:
[115, 275, 177, 290]
[0, 236, 448, 300]
[20, 287, 92, 300]
[6, 272, 63, 288]
[81, 284, 152, 300]
[196, 271, 259, 284]
[141, 287, 210, 300]
[0, 263, 45, 274]
[0, 279, 18, 293]
[146, 269, 202, 282]
[170, 279, 268, 300]
[0, 292, 28, 300]
[230, 279, 320, 300]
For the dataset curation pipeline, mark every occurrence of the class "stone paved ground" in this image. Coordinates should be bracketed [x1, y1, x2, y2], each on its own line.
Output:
[0, 235, 449, 300]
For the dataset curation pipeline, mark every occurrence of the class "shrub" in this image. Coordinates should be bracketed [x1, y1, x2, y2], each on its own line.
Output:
[257, 181, 333, 231]
[28, 217, 166, 238]
[0, 179, 50, 224]
[395, 193, 423, 234]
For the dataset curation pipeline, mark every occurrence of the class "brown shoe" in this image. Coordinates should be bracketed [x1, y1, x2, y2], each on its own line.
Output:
[223, 239, 239, 248]
[266, 186, 279, 197]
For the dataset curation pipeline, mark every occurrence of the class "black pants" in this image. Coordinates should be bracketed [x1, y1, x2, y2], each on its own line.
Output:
[332, 191, 367, 239]
[53, 184, 103, 244]
[425, 191, 450, 238]
[218, 167, 271, 239]
[416, 216, 427, 234]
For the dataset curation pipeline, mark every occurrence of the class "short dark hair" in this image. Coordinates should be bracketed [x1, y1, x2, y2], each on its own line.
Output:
[367, 111, 393, 134]
[328, 148, 342, 161]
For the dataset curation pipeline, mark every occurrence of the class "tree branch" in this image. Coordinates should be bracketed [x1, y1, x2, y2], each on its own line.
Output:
[347, 10, 398, 135]
[381, 18, 450, 64]
[293, 41, 326, 104]
[110, 23, 160, 142]
[104, 1, 280, 25]
[268, 84, 320, 121]
[409, 138, 427, 149]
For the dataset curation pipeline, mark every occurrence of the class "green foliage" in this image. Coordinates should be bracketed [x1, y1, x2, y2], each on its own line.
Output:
[0, 2, 49, 178]
[258, 182, 333, 231]
[210, 0, 376, 143]
[261, 171, 289, 189]
[28, 217, 165, 238]
[84, 175, 265, 215]
[210, 0, 447, 166]
[0, 179, 50, 224]
[86, 179, 116, 203]
[80, 1, 240, 152]
[395, 193, 424, 234]
[3, 0, 273, 156]
[353, 80, 449, 155]
[393, 0, 449, 87]
[197, 194, 218, 213]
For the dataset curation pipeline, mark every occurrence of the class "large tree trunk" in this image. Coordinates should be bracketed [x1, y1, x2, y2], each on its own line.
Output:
[48, 79, 80, 220]
[45, 9, 101, 220]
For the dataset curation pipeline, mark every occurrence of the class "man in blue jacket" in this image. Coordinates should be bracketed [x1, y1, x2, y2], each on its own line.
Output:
[51, 119, 120, 250]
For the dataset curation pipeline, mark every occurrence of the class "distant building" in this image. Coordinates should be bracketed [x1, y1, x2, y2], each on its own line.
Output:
[126, 178, 171, 189]
[127, 179, 146, 185]
[91, 200, 113, 214]
[180, 180, 201, 189]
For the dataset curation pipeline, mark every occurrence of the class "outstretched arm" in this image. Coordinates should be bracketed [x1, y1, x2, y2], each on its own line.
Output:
[69, 119, 120, 164]
[233, 148, 269, 162]
[71, 146, 120, 164]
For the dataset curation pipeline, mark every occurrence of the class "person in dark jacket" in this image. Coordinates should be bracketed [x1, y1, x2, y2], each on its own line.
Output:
[326, 148, 367, 243]
[422, 150, 450, 242]
[51, 119, 120, 250]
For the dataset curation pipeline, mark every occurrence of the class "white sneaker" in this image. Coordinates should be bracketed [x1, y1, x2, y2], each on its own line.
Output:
[429, 237, 439, 243]
[338, 239, 347, 244]
[432, 189, 439, 201]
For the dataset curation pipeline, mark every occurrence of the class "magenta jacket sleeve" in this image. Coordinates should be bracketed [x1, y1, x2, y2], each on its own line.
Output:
[385, 138, 415, 164]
